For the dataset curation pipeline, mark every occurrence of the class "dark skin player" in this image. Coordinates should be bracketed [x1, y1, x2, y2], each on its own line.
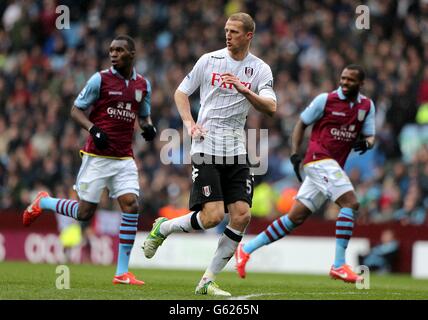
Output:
[69, 38, 155, 221]
[288, 67, 375, 226]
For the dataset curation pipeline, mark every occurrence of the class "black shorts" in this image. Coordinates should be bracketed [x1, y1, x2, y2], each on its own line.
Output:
[189, 154, 254, 212]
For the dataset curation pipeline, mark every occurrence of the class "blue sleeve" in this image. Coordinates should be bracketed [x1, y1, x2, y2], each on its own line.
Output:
[362, 100, 376, 136]
[300, 93, 328, 125]
[139, 79, 151, 118]
[74, 73, 101, 110]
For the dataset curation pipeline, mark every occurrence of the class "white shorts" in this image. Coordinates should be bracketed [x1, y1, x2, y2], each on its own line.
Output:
[296, 159, 354, 213]
[74, 155, 139, 203]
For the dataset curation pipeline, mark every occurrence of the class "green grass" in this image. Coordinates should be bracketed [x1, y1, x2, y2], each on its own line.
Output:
[1, 261, 428, 300]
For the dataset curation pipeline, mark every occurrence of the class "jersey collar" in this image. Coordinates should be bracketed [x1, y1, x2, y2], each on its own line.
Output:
[337, 86, 362, 103]
[110, 67, 137, 80]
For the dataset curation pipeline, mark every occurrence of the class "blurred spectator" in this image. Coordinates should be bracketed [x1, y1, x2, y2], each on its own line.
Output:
[393, 182, 427, 225]
[358, 229, 400, 273]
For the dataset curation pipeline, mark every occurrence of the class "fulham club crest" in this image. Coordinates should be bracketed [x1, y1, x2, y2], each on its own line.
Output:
[202, 185, 212, 197]
[135, 89, 143, 102]
[244, 67, 254, 77]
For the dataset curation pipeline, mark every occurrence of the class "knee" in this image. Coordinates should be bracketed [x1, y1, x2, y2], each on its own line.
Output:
[288, 214, 305, 226]
[346, 201, 360, 212]
[78, 209, 95, 221]
[122, 201, 139, 214]
[337, 192, 360, 212]
[287, 203, 312, 226]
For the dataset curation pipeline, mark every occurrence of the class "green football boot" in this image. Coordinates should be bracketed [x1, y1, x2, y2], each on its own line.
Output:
[142, 217, 168, 258]
[195, 281, 232, 297]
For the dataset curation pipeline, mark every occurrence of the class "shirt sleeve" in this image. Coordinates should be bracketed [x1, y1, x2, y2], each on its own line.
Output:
[300, 93, 328, 125]
[74, 72, 101, 110]
[139, 79, 151, 118]
[362, 100, 376, 136]
[257, 64, 276, 101]
[177, 54, 207, 96]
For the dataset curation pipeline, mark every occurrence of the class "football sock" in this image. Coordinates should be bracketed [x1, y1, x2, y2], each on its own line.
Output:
[159, 211, 204, 236]
[204, 226, 243, 282]
[40, 197, 79, 219]
[243, 215, 296, 254]
[116, 213, 139, 276]
[334, 207, 355, 268]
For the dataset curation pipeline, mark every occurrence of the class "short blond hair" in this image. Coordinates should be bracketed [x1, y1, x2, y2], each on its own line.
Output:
[228, 12, 256, 33]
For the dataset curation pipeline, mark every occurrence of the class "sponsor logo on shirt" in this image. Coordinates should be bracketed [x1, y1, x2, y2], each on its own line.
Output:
[107, 102, 136, 122]
[330, 127, 358, 141]
[211, 72, 251, 90]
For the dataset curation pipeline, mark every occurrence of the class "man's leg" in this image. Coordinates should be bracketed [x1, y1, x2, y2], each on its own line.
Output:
[23, 154, 106, 225]
[202, 201, 250, 281]
[143, 201, 224, 258]
[234, 171, 325, 278]
[245, 200, 309, 253]
[193, 201, 248, 297]
[113, 193, 144, 285]
[329, 190, 363, 283]
[143, 157, 224, 258]
[235, 200, 311, 278]
[160, 200, 227, 235]
[23, 191, 98, 226]
[333, 190, 359, 267]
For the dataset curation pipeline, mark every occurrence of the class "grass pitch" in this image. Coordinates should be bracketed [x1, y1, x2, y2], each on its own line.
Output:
[1, 261, 428, 300]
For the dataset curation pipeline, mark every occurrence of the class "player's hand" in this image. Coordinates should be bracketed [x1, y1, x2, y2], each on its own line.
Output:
[141, 123, 157, 141]
[221, 72, 249, 94]
[89, 125, 109, 150]
[353, 139, 370, 155]
[290, 153, 303, 182]
[188, 124, 207, 140]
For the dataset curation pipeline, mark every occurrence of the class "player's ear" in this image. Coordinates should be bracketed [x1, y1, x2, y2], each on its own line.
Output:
[247, 32, 254, 41]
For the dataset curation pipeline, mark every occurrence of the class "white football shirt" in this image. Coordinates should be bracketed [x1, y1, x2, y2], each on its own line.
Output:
[177, 48, 276, 157]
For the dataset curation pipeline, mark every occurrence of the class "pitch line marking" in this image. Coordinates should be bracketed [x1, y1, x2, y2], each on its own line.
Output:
[229, 293, 284, 300]
[229, 291, 404, 299]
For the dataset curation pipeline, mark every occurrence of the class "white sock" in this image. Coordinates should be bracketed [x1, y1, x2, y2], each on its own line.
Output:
[160, 211, 204, 237]
[203, 226, 244, 281]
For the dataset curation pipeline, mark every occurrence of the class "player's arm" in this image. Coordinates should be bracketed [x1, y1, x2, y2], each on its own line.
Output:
[353, 100, 376, 154]
[72, 72, 109, 149]
[221, 69, 277, 117]
[290, 93, 328, 182]
[70, 106, 93, 131]
[138, 116, 156, 141]
[233, 82, 276, 117]
[174, 89, 206, 138]
[290, 119, 308, 156]
[175, 55, 208, 139]
[138, 79, 156, 141]
[289, 119, 308, 182]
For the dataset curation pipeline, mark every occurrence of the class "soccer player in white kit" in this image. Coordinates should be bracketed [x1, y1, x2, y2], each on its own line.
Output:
[143, 12, 277, 296]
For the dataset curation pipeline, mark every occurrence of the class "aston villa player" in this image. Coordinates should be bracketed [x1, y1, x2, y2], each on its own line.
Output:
[23, 35, 156, 285]
[235, 65, 375, 283]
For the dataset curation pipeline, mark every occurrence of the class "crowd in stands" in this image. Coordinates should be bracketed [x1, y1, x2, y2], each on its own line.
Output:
[1, 0, 427, 227]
